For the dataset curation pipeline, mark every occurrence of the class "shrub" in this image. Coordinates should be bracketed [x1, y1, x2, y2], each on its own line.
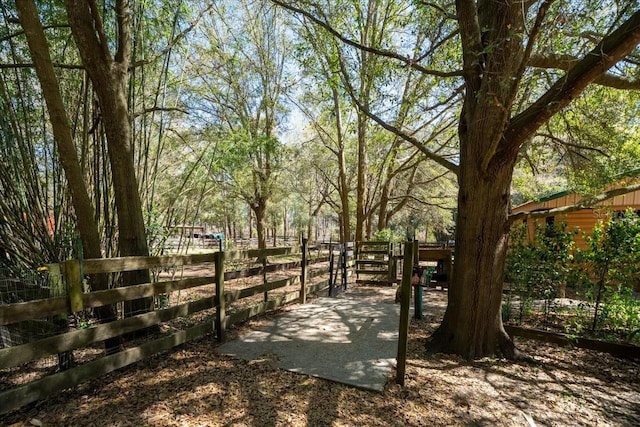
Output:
[583, 210, 640, 334]
[505, 222, 576, 325]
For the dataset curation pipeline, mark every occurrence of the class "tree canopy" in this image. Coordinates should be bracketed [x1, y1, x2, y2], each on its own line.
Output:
[2, 0, 640, 358]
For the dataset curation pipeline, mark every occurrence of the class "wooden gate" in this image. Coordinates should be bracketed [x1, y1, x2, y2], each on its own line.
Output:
[355, 241, 396, 285]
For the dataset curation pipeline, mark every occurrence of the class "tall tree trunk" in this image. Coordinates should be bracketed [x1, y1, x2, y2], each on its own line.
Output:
[334, 90, 351, 243]
[429, 158, 517, 358]
[65, 0, 152, 317]
[306, 203, 313, 242]
[355, 112, 367, 241]
[377, 184, 389, 231]
[426, 0, 525, 358]
[283, 206, 287, 240]
[17, 0, 120, 353]
[254, 199, 267, 249]
[429, 0, 640, 359]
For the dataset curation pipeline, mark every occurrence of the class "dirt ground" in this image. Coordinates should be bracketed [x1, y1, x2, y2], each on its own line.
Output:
[4, 287, 640, 427]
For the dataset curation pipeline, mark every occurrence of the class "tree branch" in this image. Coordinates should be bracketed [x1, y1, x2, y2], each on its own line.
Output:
[271, 0, 463, 78]
[454, 0, 483, 96]
[505, 9, 640, 154]
[0, 62, 83, 69]
[0, 23, 69, 43]
[130, 4, 213, 69]
[133, 106, 189, 118]
[528, 53, 640, 89]
[537, 132, 609, 157]
[87, 0, 110, 61]
[333, 48, 460, 174]
[114, 0, 131, 66]
[65, 0, 111, 82]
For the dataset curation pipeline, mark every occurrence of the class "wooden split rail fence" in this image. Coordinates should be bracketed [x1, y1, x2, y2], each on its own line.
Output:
[0, 242, 346, 415]
[355, 241, 400, 285]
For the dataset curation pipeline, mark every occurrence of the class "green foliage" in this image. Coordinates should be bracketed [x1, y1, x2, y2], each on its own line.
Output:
[583, 210, 640, 334]
[371, 228, 405, 243]
[512, 86, 640, 206]
[505, 222, 577, 323]
[601, 286, 640, 344]
[505, 221, 582, 327]
[145, 206, 169, 257]
[506, 212, 640, 344]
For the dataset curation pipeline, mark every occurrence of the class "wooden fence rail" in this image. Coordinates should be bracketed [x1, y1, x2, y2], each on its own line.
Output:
[0, 242, 344, 415]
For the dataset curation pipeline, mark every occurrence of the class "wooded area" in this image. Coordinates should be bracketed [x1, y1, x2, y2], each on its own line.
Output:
[1, 0, 640, 423]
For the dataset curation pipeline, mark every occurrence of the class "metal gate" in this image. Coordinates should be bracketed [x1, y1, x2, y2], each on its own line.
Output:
[328, 243, 353, 297]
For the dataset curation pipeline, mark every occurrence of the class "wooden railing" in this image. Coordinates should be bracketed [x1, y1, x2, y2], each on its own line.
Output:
[0, 242, 339, 414]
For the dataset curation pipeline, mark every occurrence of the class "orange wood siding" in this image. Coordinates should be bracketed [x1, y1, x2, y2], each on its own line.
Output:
[512, 187, 640, 250]
[512, 189, 640, 213]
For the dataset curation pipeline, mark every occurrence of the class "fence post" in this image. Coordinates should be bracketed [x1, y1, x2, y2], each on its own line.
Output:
[396, 241, 414, 386]
[341, 244, 347, 291]
[388, 243, 395, 285]
[63, 259, 83, 313]
[328, 243, 335, 295]
[262, 255, 268, 302]
[215, 251, 226, 343]
[49, 263, 75, 370]
[300, 238, 308, 304]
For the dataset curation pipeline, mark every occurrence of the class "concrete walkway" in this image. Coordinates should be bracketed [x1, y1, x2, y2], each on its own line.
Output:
[216, 287, 400, 392]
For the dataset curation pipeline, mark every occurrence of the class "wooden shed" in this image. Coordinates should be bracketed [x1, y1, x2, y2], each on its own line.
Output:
[511, 178, 640, 250]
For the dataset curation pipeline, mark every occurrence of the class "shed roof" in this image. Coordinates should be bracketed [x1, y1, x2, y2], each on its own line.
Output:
[512, 170, 640, 214]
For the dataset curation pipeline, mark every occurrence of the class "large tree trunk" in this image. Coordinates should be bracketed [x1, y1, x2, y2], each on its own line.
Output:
[432, 1, 640, 359]
[428, 158, 517, 359]
[376, 185, 389, 231]
[254, 199, 267, 249]
[425, 0, 526, 359]
[65, 0, 152, 318]
[17, 0, 120, 354]
[330, 84, 350, 243]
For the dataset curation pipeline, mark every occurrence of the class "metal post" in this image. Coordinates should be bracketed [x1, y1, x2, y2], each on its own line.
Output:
[301, 237, 308, 304]
[414, 277, 423, 320]
[341, 244, 347, 291]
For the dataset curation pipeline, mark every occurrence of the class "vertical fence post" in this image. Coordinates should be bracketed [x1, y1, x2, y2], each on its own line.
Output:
[396, 241, 414, 386]
[49, 263, 74, 370]
[215, 251, 226, 343]
[63, 259, 83, 313]
[355, 242, 360, 282]
[262, 255, 268, 302]
[388, 243, 394, 285]
[300, 238, 308, 304]
[328, 243, 335, 296]
[341, 244, 347, 291]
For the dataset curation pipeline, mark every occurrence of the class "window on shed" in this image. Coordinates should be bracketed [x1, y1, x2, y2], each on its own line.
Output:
[545, 216, 555, 237]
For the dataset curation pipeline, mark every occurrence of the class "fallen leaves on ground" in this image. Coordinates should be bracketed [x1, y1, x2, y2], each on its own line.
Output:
[4, 289, 640, 426]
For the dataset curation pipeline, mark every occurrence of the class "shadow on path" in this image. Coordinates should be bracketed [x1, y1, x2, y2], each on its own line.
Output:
[217, 289, 400, 392]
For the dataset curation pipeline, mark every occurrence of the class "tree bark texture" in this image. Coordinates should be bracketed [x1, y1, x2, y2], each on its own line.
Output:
[17, 0, 120, 352]
[65, 0, 152, 316]
[253, 198, 267, 250]
[355, 110, 367, 242]
[429, 159, 517, 358]
[429, 1, 640, 359]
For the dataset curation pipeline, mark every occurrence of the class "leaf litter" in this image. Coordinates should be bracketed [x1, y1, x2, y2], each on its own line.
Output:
[4, 288, 639, 426]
